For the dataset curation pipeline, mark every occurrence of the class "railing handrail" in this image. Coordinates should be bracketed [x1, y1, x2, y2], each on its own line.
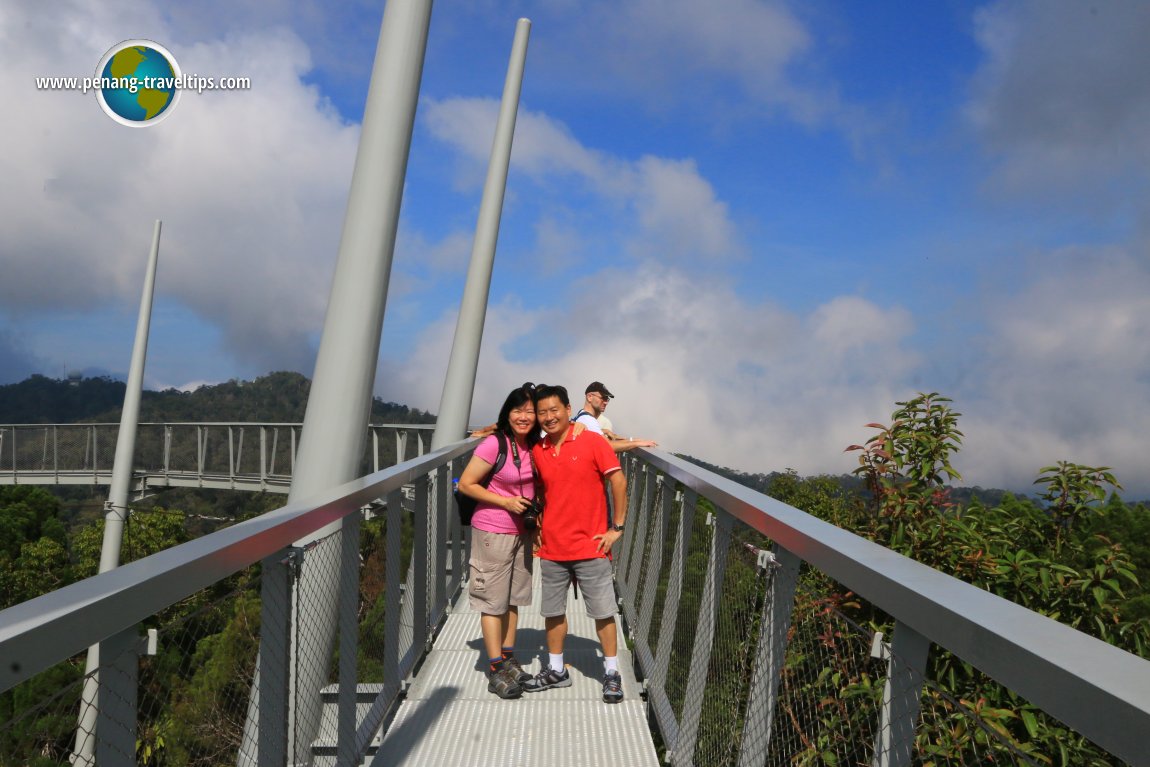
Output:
[634, 447, 1150, 765]
[0, 437, 476, 694]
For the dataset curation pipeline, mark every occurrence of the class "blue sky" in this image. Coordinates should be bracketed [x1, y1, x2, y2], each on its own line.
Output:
[4, 0, 1150, 496]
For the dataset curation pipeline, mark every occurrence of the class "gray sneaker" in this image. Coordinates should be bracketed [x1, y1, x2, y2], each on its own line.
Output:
[522, 665, 572, 692]
[602, 670, 623, 703]
[505, 656, 532, 684]
[487, 660, 523, 699]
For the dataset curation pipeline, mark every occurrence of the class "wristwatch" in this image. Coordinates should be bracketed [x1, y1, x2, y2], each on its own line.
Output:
[611, 522, 625, 532]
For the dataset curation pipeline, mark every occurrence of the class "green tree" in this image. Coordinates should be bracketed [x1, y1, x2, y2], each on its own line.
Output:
[1034, 461, 1122, 553]
[838, 392, 1146, 763]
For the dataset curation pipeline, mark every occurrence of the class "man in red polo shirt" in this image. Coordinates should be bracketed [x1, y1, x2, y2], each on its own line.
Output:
[522, 384, 629, 703]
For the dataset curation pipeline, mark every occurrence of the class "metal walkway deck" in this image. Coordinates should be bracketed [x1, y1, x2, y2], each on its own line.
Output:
[374, 567, 661, 766]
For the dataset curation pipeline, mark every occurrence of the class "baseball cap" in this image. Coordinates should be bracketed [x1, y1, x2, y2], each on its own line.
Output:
[585, 381, 614, 399]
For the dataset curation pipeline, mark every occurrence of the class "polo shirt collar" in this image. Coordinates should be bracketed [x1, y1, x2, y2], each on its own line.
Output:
[541, 426, 577, 450]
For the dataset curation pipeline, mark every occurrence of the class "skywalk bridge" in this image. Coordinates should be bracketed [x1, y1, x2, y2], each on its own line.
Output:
[3, 0, 1149, 762]
[0, 422, 433, 495]
[0, 439, 1148, 766]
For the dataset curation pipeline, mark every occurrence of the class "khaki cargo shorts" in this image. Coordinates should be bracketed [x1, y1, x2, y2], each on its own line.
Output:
[468, 528, 533, 614]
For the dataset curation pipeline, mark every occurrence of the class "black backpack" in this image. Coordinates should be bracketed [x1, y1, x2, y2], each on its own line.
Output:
[453, 432, 508, 526]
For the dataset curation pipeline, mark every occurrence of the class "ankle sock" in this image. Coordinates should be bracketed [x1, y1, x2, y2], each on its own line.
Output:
[488, 656, 504, 672]
[501, 647, 514, 661]
[604, 655, 619, 674]
[549, 653, 565, 673]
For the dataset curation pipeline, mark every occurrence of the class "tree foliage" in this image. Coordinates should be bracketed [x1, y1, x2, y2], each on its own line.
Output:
[832, 393, 1147, 764]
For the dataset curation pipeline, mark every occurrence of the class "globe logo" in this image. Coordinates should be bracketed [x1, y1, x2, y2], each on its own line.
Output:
[94, 40, 182, 127]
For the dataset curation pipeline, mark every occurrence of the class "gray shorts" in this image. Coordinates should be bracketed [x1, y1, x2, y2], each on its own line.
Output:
[539, 558, 617, 620]
[468, 529, 533, 614]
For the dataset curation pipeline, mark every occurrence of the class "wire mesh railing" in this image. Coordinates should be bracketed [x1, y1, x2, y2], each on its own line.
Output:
[0, 423, 435, 493]
[0, 562, 261, 766]
[0, 438, 473, 767]
[2, 441, 1148, 765]
[615, 451, 1150, 767]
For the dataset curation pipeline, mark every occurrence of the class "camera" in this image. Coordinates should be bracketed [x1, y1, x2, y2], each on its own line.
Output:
[522, 497, 544, 530]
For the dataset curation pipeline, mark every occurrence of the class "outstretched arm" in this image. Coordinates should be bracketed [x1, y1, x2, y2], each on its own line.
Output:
[608, 436, 658, 453]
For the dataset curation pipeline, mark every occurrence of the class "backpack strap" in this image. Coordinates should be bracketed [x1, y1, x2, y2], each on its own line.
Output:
[480, 432, 508, 488]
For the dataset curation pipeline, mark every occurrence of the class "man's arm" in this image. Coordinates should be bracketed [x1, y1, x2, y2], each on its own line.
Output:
[608, 469, 627, 527]
[594, 469, 628, 554]
[607, 436, 658, 453]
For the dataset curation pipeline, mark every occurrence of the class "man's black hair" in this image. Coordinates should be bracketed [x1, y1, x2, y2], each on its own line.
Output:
[531, 383, 570, 407]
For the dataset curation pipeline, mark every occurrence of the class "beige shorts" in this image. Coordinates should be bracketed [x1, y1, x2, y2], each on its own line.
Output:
[468, 528, 533, 614]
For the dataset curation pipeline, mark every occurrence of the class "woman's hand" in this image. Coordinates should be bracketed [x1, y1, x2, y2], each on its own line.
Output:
[502, 495, 531, 514]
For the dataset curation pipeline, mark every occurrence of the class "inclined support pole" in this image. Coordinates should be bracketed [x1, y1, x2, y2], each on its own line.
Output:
[430, 18, 531, 449]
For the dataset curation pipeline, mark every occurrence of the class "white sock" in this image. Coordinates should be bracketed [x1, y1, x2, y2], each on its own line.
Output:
[604, 656, 619, 674]
[549, 653, 565, 672]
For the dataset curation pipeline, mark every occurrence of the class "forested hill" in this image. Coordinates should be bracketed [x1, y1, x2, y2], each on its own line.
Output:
[0, 372, 436, 425]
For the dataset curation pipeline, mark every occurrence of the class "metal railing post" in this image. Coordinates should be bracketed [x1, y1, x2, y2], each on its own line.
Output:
[384, 487, 404, 698]
[93, 625, 139, 763]
[649, 489, 698, 748]
[337, 510, 361, 766]
[614, 457, 638, 587]
[635, 475, 671, 656]
[872, 621, 931, 767]
[622, 465, 656, 612]
[432, 464, 449, 622]
[259, 427, 268, 486]
[95, 625, 140, 767]
[196, 426, 205, 476]
[737, 545, 801, 767]
[451, 457, 467, 596]
[672, 510, 735, 767]
[413, 475, 430, 652]
[252, 549, 293, 766]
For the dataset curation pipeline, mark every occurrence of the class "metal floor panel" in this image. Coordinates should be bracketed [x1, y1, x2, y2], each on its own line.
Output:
[372, 566, 659, 766]
[372, 699, 658, 767]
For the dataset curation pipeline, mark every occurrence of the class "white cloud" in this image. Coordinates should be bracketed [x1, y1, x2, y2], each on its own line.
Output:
[380, 241, 1150, 500]
[423, 98, 744, 264]
[382, 263, 917, 482]
[628, 157, 744, 261]
[557, 0, 831, 124]
[968, 0, 1150, 197]
[423, 96, 618, 190]
[956, 246, 1150, 495]
[1, 0, 361, 377]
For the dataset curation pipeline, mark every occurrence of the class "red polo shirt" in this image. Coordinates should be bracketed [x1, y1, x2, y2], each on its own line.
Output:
[532, 428, 621, 561]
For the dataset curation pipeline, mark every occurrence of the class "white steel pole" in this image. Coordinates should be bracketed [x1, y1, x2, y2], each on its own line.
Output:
[431, 18, 532, 449]
[72, 219, 162, 766]
[237, 1, 435, 763]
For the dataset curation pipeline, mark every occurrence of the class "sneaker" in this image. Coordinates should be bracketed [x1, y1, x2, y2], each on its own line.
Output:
[487, 660, 523, 699]
[504, 655, 532, 684]
[522, 665, 572, 692]
[602, 670, 623, 703]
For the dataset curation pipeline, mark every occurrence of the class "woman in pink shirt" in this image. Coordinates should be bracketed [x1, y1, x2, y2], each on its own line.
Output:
[457, 384, 542, 699]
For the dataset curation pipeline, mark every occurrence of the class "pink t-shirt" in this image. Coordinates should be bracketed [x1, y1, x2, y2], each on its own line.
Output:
[470, 434, 535, 534]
